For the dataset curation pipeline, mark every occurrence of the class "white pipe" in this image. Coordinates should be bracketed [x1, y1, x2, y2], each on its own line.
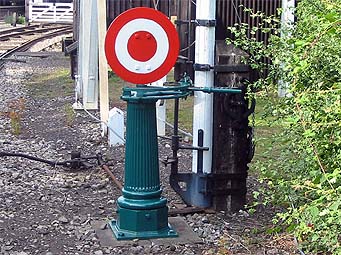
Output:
[192, 0, 216, 174]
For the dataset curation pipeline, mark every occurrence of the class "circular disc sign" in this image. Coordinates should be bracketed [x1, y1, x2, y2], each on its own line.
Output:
[105, 7, 179, 84]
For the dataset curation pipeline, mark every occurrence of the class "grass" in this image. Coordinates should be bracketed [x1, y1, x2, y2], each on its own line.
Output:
[252, 94, 280, 162]
[8, 109, 22, 135]
[27, 68, 77, 129]
[108, 70, 130, 103]
[251, 92, 294, 166]
[166, 97, 193, 132]
[28, 69, 74, 99]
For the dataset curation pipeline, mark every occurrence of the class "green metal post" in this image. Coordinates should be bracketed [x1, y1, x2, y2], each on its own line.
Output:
[109, 96, 177, 240]
[107, 79, 240, 240]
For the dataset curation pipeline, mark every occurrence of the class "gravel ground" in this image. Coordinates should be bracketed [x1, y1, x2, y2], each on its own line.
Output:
[0, 44, 299, 255]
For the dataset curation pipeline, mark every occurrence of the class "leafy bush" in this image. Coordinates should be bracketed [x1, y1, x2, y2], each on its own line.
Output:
[228, 0, 341, 253]
[17, 15, 25, 25]
[4, 15, 14, 24]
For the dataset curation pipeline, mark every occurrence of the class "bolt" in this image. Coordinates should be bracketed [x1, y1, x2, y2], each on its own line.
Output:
[118, 232, 125, 237]
[146, 33, 151, 39]
[135, 65, 140, 70]
[168, 229, 175, 234]
[145, 213, 151, 219]
[146, 65, 151, 70]
[134, 33, 140, 39]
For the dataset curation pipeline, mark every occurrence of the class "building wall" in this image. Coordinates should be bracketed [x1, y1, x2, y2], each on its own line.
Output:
[1, 1, 24, 5]
[106, 0, 175, 25]
[0, 1, 25, 19]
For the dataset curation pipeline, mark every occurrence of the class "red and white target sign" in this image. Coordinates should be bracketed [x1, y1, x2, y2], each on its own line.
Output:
[105, 7, 179, 84]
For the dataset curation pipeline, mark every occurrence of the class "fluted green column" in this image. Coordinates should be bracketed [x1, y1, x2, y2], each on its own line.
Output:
[109, 97, 177, 240]
[124, 100, 161, 198]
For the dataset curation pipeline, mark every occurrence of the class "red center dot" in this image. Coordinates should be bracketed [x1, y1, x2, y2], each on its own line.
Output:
[127, 31, 157, 62]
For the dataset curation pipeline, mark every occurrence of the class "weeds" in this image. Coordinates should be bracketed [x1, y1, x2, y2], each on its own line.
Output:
[64, 104, 75, 127]
[0, 98, 26, 135]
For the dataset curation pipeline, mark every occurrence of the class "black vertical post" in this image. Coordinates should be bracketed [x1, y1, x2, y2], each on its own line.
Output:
[197, 129, 204, 174]
[171, 98, 179, 175]
[212, 41, 255, 211]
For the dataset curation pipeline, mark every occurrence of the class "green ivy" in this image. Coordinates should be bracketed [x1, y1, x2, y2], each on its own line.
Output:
[227, 0, 341, 253]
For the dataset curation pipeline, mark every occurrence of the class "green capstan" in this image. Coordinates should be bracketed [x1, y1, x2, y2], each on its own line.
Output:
[109, 77, 241, 240]
[109, 83, 186, 240]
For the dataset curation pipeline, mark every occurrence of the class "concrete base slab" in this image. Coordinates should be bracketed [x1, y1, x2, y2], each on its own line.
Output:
[92, 217, 203, 247]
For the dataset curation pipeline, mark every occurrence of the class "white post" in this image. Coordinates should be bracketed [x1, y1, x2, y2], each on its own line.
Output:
[97, 0, 109, 135]
[151, 76, 167, 136]
[192, 0, 216, 174]
[28, 0, 33, 22]
[75, 0, 99, 110]
[53, 3, 57, 23]
[278, 0, 295, 97]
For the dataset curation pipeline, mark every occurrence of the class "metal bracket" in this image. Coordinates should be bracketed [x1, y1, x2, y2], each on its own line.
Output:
[69, 151, 98, 169]
[193, 63, 212, 71]
[179, 145, 209, 151]
[214, 64, 250, 73]
[170, 172, 211, 208]
[169, 172, 248, 207]
[65, 41, 78, 54]
[174, 19, 190, 25]
[194, 19, 216, 27]
[194, 64, 251, 73]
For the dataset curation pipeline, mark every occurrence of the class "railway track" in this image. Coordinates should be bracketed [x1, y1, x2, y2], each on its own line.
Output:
[0, 24, 72, 69]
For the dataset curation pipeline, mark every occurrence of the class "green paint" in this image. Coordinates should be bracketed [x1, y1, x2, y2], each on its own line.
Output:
[109, 79, 241, 240]
[109, 92, 178, 240]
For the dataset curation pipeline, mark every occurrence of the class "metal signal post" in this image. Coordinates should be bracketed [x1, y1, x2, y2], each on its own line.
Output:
[104, 7, 243, 240]
[105, 7, 181, 240]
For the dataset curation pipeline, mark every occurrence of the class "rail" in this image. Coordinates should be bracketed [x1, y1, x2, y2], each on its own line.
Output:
[0, 24, 70, 41]
[0, 24, 72, 69]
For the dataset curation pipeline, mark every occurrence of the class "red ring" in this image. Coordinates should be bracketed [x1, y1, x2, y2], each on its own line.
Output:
[105, 7, 179, 84]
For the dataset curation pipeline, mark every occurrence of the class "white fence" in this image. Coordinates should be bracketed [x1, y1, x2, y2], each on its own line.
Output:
[28, 2, 73, 23]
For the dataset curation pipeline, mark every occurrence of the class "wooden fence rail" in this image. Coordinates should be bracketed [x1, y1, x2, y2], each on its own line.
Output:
[28, 2, 73, 23]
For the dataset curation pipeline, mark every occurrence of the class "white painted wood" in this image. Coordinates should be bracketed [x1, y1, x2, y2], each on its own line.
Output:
[156, 99, 166, 136]
[108, 108, 125, 146]
[192, 0, 216, 174]
[77, 0, 98, 110]
[74, 0, 84, 108]
[28, 1, 73, 23]
[281, 0, 295, 33]
[278, 0, 295, 97]
[151, 76, 167, 136]
[97, 0, 109, 135]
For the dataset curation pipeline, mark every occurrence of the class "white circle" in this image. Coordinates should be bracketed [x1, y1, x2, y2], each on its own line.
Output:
[115, 18, 169, 74]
